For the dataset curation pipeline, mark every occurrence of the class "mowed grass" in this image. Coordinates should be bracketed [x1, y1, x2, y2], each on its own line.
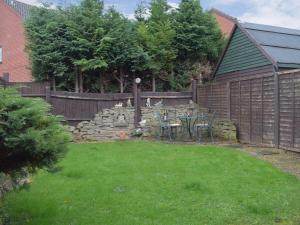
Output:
[3, 141, 300, 225]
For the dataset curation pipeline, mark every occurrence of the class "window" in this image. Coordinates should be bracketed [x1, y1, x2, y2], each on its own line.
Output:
[0, 47, 2, 64]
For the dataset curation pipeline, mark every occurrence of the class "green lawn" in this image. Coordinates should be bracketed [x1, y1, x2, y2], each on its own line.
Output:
[3, 141, 300, 225]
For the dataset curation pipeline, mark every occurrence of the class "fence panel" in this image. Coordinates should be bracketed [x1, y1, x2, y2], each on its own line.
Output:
[230, 81, 240, 128]
[141, 92, 192, 107]
[50, 91, 133, 122]
[278, 71, 300, 151]
[279, 74, 294, 149]
[262, 76, 275, 145]
[197, 71, 300, 151]
[240, 80, 251, 142]
[197, 83, 228, 119]
[250, 78, 263, 143]
[9, 81, 49, 98]
[48, 91, 192, 123]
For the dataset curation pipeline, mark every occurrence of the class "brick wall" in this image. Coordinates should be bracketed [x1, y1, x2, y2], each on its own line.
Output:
[0, 0, 32, 82]
[212, 11, 235, 37]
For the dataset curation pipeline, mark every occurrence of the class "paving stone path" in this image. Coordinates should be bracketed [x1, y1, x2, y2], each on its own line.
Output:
[223, 143, 300, 179]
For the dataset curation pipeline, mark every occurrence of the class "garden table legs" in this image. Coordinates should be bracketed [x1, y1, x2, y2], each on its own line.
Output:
[180, 117, 193, 139]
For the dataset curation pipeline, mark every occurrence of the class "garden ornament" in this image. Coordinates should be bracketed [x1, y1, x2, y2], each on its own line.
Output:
[154, 100, 163, 107]
[139, 119, 147, 128]
[115, 102, 123, 108]
[146, 98, 151, 107]
[127, 98, 132, 107]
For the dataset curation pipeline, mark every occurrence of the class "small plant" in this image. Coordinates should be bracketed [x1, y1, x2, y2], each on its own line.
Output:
[0, 88, 70, 174]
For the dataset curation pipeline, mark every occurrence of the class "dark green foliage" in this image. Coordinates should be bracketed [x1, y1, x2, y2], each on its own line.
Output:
[102, 8, 149, 92]
[25, 0, 224, 92]
[173, 0, 224, 62]
[0, 88, 70, 173]
[170, 0, 225, 90]
[25, 7, 71, 82]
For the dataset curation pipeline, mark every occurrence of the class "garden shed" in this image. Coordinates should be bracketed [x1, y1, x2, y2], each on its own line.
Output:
[215, 22, 300, 81]
[197, 22, 300, 151]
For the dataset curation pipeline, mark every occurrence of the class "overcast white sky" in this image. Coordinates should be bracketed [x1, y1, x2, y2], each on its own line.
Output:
[211, 0, 300, 29]
[18, 0, 300, 29]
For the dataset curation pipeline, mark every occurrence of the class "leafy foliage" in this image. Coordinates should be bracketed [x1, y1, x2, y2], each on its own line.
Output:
[25, 0, 225, 92]
[0, 88, 70, 173]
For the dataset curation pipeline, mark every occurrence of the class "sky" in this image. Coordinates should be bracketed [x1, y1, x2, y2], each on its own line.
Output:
[19, 0, 300, 29]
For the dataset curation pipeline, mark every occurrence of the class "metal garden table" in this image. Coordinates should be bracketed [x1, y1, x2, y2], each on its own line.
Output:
[178, 115, 197, 139]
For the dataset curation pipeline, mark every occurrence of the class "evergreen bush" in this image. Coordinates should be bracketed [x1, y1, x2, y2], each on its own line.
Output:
[0, 88, 70, 173]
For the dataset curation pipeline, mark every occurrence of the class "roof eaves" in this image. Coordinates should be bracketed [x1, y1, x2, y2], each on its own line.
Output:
[4, 0, 33, 19]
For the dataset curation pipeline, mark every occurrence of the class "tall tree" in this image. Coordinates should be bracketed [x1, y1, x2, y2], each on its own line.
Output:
[67, 0, 107, 93]
[103, 8, 148, 93]
[137, 0, 177, 91]
[174, 0, 224, 62]
[25, 7, 71, 90]
[170, 0, 225, 90]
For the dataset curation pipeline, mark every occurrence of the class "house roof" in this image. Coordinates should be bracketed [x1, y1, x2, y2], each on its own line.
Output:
[214, 21, 300, 76]
[241, 22, 300, 69]
[4, 0, 32, 19]
[211, 8, 237, 22]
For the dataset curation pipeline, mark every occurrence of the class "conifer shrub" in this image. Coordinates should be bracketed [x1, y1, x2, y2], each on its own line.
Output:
[0, 88, 70, 173]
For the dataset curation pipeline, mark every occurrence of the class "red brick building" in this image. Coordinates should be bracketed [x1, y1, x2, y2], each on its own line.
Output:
[0, 0, 32, 82]
[211, 8, 237, 37]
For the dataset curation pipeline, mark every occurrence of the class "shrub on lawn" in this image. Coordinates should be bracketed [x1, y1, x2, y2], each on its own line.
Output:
[0, 88, 70, 174]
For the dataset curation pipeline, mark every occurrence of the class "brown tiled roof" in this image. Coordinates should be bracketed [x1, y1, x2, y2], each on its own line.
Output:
[4, 0, 32, 19]
[211, 8, 237, 22]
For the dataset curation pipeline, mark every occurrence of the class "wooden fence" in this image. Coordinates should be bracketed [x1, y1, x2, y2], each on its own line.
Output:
[197, 70, 300, 152]
[5, 81, 193, 125]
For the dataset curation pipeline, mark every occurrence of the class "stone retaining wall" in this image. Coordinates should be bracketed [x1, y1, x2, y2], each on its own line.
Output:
[0, 170, 30, 200]
[0, 170, 30, 225]
[68, 104, 237, 142]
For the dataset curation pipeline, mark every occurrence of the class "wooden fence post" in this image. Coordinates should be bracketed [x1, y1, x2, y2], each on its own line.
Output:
[274, 72, 280, 148]
[45, 86, 51, 103]
[249, 79, 252, 143]
[133, 80, 141, 128]
[192, 79, 197, 103]
[292, 73, 295, 149]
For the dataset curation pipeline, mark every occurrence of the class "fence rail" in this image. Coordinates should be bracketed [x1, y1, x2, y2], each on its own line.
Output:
[6, 81, 193, 125]
[197, 70, 300, 152]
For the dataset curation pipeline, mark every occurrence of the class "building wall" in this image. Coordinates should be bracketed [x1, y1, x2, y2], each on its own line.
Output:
[212, 11, 235, 37]
[215, 65, 275, 82]
[216, 27, 272, 76]
[0, 0, 32, 82]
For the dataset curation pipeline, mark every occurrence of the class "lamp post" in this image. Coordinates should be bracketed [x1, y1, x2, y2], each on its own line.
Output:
[134, 77, 142, 128]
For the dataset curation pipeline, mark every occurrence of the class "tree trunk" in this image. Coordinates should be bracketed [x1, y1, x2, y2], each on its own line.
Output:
[79, 71, 83, 93]
[52, 76, 56, 91]
[120, 68, 124, 93]
[99, 72, 104, 94]
[75, 68, 79, 93]
[152, 76, 156, 92]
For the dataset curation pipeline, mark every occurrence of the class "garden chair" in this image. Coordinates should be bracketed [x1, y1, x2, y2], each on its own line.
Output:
[193, 112, 215, 143]
[155, 110, 181, 140]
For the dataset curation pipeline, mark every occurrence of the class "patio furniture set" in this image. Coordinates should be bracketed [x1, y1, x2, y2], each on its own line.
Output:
[155, 109, 215, 142]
